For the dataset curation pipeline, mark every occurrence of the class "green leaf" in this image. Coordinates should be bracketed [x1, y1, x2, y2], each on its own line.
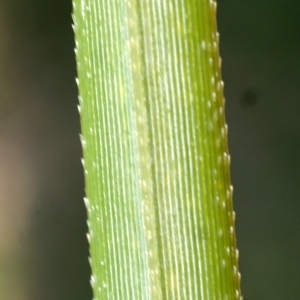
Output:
[73, 0, 242, 299]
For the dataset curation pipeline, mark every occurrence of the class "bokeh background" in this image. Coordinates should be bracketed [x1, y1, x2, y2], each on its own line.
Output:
[0, 0, 299, 299]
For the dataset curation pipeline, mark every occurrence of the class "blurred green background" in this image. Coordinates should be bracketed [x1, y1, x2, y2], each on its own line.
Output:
[0, 0, 299, 299]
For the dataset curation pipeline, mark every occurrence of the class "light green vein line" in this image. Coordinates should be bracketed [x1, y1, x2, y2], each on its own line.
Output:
[175, 1, 197, 297]
[137, 3, 169, 298]
[111, 2, 130, 297]
[174, 2, 193, 297]
[154, 2, 180, 299]
[200, 2, 222, 291]
[197, 4, 214, 297]
[90, 2, 108, 296]
[103, 1, 119, 297]
[122, 1, 150, 296]
[190, 2, 210, 298]
[125, 1, 162, 298]
[181, 17, 198, 300]
[146, 1, 170, 295]
[166, 2, 187, 298]
[187, 29, 205, 300]
[98, 1, 118, 296]
[87, 2, 107, 296]
[110, 2, 125, 297]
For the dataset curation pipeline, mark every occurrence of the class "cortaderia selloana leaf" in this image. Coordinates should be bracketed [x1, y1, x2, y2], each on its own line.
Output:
[73, 0, 242, 299]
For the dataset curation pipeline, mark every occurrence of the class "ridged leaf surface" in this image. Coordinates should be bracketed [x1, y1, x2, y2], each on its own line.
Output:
[73, 0, 242, 299]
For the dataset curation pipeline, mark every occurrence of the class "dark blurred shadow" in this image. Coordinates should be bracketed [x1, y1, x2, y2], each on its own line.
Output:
[218, 0, 300, 298]
[0, 0, 92, 299]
